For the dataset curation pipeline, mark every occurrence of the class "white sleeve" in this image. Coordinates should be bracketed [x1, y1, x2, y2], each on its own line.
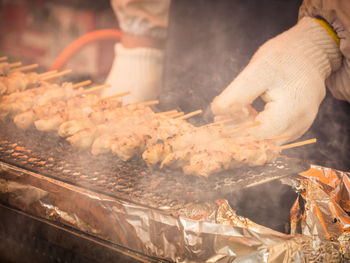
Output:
[299, 0, 350, 102]
[111, 0, 171, 39]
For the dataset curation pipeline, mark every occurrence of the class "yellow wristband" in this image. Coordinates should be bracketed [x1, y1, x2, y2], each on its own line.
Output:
[315, 18, 340, 46]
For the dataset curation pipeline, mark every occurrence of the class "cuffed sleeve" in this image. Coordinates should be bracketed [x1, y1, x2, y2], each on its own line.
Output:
[111, 0, 171, 39]
[299, 0, 350, 102]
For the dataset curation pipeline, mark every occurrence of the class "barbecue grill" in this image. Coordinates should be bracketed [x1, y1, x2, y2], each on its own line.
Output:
[0, 118, 320, 262]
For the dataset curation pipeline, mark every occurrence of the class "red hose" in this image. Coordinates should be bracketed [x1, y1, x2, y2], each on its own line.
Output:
[50, 29, 122, 71]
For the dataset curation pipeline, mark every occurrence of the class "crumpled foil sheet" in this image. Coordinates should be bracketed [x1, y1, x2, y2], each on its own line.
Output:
[0, 162, 349, 262]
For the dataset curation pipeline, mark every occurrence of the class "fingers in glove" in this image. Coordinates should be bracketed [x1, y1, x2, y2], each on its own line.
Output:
[248, 99, 318, 144]
[326, 59, 350, 102]
[211, 61, 273, 116]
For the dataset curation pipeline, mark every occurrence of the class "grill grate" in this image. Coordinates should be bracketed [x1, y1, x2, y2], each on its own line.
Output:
[0, 120, 308, 210]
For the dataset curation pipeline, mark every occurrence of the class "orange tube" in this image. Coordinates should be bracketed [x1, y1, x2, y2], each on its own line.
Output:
[50, 29, 123, 71]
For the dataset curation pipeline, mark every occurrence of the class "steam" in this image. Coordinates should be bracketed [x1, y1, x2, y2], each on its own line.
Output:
[286, 91, 350, 171]
[228, 180, 297, 233]
[158, 0, 337, 234]
[161, 0, 301, 116]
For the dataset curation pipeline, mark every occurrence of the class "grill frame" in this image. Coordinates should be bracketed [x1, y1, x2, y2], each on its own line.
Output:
[0, 120, 308, 210]
[0, 119, 310, 261]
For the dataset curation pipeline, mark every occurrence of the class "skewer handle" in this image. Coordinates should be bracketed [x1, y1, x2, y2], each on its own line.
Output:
[72, 80, 92, 89]
[280, 138, 317, 150]
[40, 69, 72, 80]
[38, 70, 58, 77]
[136, 100, 159, 106]
[9, 62, 22, 68]
[155, 110, 178, 116]
[169, 112, 184, 118]
[83, 84, 110, 94]
[99, 91, 130, 101]
[177, 109, 202, 120]
[10, 63, 39, 72]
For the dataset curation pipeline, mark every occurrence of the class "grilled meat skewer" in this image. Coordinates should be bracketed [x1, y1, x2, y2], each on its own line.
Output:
[0, 82, 85, 119]
[59, 103, 155, 138]
[0, 71, 41, 95]
[182, 138, 280, 177]
[67, 105, 156, 150]
[90, 115, 194, 160]
[142, 124, 225, 167]
[0, 62, 21, 76]
[33, 96, 121, 132]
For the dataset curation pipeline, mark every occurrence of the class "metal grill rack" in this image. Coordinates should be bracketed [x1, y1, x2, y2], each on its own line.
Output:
[0, 120, 308, 211]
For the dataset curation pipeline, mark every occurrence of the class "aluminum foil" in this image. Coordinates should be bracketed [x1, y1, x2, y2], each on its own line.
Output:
[0, 162, 349, 262]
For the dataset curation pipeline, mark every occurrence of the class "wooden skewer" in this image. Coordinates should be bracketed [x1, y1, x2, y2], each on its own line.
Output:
[0, 56, 8, 62]
[136, 100, 159, 106]
[169, 112, 184, 118]
[201, 118, 235, 128]
[40, 69, 72, 81]
[176, 109, 203, 120]
[123, 100, 160, 109]
[280, 138, 317, 150]
[72, 80, 92, 89]
[10, 63, 39, 72]
[155, 110, 178, 116]
[38, 70, 58, 77]
[225, 121, 261, 134]
[83, 84, 110, 94]
[9, 62, 22, 68]
[99, 91, 130, 101]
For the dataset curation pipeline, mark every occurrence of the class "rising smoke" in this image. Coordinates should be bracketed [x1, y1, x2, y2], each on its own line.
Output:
[159, 0, 350, 233]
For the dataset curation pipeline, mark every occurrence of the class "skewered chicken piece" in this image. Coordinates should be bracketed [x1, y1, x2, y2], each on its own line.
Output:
[143, 117, 281, 176]
[183, 150, 234, 177]
[142, 124, 226, 167]
[91, 117, 157, 158]
[67, 105, 156, 150]
[1, 86, 41, 106]
[181, 137, 280, 177]
[0, 68, 70, 96]
[0, 62, 21, 76]
[58, 118, 95, 138]
[158, 123, 266, 170]
[0, 71, 41, 95]
[91, 115, 195, 160]
[0, 80, 6, 95]
[144, 132, 279, 177]
[0, 83, 52, 119]
[13, 94, 107, 130]
[58, 103, 150, 138]
[14, 100, 67, 130]
[0, 82, 84, 119]
[33, 96, 122, 132]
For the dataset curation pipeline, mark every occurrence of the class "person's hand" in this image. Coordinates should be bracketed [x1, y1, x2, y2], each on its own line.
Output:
[211, 17, 342, 143]
[103, 43, 164, 104]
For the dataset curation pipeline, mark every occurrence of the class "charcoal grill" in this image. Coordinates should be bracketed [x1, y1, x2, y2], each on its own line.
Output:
[0, 120, 309, 261]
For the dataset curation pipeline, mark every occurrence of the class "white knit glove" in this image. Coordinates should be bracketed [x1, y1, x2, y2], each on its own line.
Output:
[211, 17, 342, 143]
[103, 43, 164, 104]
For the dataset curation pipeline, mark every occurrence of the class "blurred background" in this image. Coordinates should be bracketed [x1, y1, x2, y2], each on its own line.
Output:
[1, 0, 349, 171]
[0, 0, 117, 83]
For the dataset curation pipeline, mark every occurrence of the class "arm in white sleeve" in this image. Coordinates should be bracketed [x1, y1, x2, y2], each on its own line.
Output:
[110, 0, 171, 39]
[104, 0, 171, 103]
[211, 17, 342, 143]
[300, 0, 350, 102]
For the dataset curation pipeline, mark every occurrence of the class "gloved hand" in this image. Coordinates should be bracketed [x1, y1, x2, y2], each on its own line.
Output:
[102, 43, 164, 104]
[211, 17, 342, 143]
